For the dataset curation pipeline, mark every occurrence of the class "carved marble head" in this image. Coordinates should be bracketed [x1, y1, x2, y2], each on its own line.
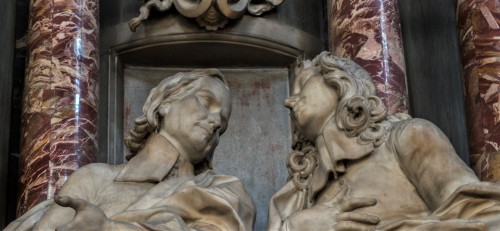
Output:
[288, 51, 387, 145]
[125, 69, 231, 172]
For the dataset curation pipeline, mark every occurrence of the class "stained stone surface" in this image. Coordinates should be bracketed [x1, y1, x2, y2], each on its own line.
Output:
[17, 0, 99, 215]
[123, 67, 291, 231]
[328, 0, 409, 114]
[458, 0, 500, 182]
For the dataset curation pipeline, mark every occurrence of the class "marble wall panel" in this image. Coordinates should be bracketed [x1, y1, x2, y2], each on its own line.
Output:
[457, 0, 500, 182]
[328, 0, 409, 114]
[17, 0, 99, 215]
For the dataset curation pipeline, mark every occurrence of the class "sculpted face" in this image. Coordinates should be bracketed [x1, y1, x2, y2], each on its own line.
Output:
[159, 77, 231, 164]
[285, 68, 339, 141]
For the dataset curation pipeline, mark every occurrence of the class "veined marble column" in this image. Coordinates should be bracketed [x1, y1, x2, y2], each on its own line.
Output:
[457, 0, 500, 182]
[328, 0, 409, 114]
[18, 0, 99, 215]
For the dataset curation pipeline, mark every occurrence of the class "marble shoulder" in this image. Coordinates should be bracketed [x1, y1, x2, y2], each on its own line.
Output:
[387, 118, 449, 150]
[57, 163, 124, 197]
[68, 162, 123, 180]
[390, 117, 442, 136]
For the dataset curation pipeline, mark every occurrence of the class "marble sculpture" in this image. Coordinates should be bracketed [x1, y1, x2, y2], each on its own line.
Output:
[7, 52, 500, 231]
[6, 69, 255, 231]
[267, 51, 500, 231]
[129, 0, 284, 31]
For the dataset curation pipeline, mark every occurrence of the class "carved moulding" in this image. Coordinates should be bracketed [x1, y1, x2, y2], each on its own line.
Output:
[129, 0, 284, 32]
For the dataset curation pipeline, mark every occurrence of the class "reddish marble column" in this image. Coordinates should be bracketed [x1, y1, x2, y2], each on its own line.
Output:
[17, 0, 99, 215]
[328, 0, 409, 114]
[457, 0, 500, 182]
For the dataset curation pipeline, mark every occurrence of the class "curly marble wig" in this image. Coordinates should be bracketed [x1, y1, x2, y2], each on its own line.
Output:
[297, 51, 388, 146]
[287, 52, 389, 198]
[124, 69, 230, 167]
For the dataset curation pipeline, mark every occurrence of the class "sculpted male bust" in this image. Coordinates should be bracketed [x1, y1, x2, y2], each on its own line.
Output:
[6, 69, 255, 231]
[268, 52, 500, 231]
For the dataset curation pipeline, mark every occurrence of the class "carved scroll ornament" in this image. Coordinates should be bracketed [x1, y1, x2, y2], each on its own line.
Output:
[129, 0, 284, 31]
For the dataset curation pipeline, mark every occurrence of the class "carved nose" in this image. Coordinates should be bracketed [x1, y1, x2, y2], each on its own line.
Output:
[208, 114, 221, 132]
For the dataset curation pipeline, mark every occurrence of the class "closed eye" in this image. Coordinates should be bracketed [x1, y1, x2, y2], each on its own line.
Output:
[197, 92, 223, 115]
[197, 95, 211, 108]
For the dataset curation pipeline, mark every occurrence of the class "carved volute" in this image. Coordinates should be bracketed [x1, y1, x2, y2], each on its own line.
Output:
[129, 0, 284, 31]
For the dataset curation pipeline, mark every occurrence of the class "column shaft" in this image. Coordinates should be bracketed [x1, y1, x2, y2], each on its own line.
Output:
[458, 0, 500, 181]
[18, 0, 99, 215]
[328, 0, 409, 114]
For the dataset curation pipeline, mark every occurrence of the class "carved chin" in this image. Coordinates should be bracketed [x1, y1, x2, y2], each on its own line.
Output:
[191, 130, 217, 152]
[192, 139, 217, 163]
[296, 115, 331, 141]
[295, 119, 314, 139]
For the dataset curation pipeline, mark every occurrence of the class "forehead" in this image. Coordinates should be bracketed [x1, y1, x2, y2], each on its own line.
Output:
[196, 77, 229, 98]
[196, 77, 231, 111]
[292, 68, 317, 94]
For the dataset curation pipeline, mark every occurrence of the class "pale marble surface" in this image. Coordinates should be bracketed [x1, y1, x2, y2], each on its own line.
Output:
[7, 70, 255, 231]
[268, 52, 500, 231]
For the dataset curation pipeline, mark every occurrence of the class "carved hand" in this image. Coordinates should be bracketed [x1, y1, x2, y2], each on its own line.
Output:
[54, 196, 111, 231]
[286, 185, 380, 231]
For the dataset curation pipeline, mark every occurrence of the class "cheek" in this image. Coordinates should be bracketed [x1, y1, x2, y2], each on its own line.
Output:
[295, 110, 312, 129]
[300, 100, 319, 118]
[182, 103, 205, 126]
[298, 104, 332, 128]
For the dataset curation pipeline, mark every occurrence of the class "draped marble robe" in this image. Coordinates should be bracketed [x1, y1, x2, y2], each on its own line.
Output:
[268, 118, 500, 231]
[7, 134, 255, 231]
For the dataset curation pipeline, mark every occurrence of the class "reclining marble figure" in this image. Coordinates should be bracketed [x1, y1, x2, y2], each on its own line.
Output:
[267, 51, 500, 231]
[6, 69, 256, 231]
